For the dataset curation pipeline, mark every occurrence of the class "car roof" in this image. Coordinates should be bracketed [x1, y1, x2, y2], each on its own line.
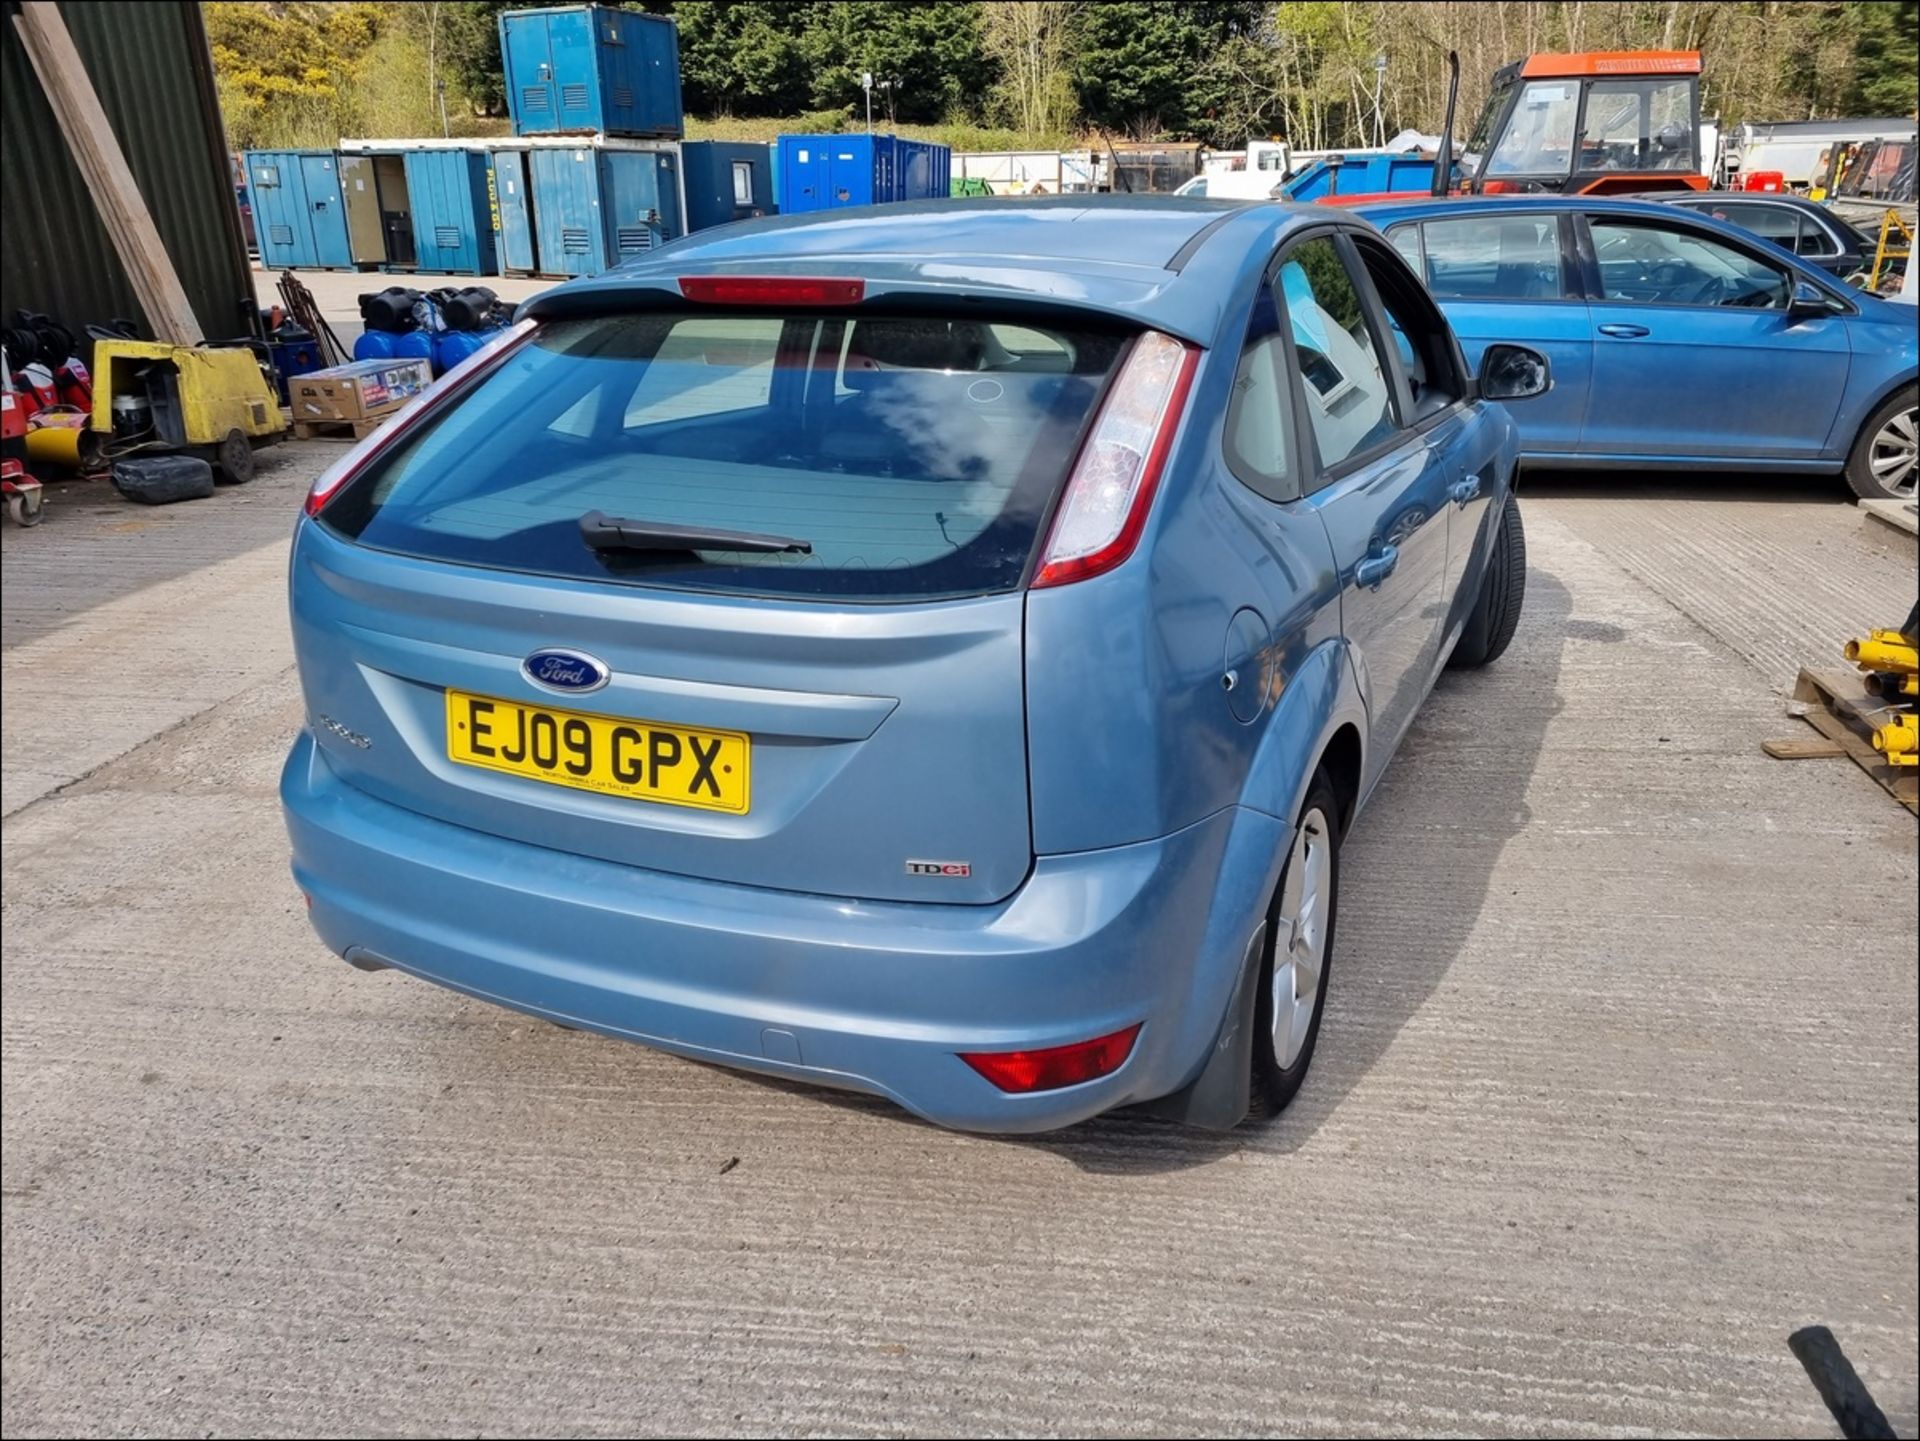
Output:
[521, 196, 1362, 345]
[1650, 192, 1827, 210]
[1353, 194, 1699, 225]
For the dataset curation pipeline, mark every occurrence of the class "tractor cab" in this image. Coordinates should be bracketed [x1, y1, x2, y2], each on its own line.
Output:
[1460, 51, 1708, 196]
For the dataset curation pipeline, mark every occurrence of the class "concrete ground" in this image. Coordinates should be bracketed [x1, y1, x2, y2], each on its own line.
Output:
[1, 450, 1915, 1436]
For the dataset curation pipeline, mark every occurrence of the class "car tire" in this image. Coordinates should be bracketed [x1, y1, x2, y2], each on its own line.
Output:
[1448, 494, 1527, 670]
[1251, 772, 1342, 1117]
[1844, 385, 1918, 502]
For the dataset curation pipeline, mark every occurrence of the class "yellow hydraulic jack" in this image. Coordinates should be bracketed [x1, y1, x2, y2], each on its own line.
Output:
[1844, 606, 1919, 766]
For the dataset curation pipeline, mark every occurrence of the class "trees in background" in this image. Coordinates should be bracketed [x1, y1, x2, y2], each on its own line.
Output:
[211, 0, 1919, 152]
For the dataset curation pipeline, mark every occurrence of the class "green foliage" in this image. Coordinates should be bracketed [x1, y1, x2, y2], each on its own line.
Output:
[1071, 1, 1262, 140]
[438, 1, 520, 115]
[671, 1, 821, 117]
[208, 1, 1920, 156]
[1845, 0, 1920, 113]
[803, 1, 994, 124]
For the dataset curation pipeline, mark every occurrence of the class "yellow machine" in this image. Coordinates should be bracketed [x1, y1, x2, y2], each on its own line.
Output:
[1844, 611, 1919, 767]
[90, 338, 285, 483]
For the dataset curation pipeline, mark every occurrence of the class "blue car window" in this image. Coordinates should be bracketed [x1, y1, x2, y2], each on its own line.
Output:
[1223, 281, 1296, 501]
[1279, 238, 1398, 470]
[320, 312, 1127, 601]
[1419, 216, 1566, 301]
[1590, 219, 1790, 309]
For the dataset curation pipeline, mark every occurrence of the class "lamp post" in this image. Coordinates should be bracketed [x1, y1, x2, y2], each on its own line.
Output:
[1373, 53, 1388, 148]
[863, 71, 873, 134]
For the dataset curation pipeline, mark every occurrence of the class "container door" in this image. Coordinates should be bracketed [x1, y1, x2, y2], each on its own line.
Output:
[373, 155, 416, 269]
[601, 151, 672, 263]
[779, 139, 824, 213]
[466, 154, 500, 274]
[533, 148, 606, 278]
[506, 13, 557, 134]
[248, 154, 309, 269]
[597, 11, 638, 134]
[299, 153, 351, 268]
[829, 141, 872, 207]
[551, 11, 599, 132]
[339, 155, 387, 265]
[493, 151, 536, 273]
[406, 154, 459, 273]
[635, 15, 683, 137]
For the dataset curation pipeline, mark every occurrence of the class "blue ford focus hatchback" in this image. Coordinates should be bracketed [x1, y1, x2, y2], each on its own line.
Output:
[283, 198, 1544, 1132]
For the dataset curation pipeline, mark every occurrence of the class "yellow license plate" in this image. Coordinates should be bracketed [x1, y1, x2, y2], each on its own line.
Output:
[445, 690, 750, 814]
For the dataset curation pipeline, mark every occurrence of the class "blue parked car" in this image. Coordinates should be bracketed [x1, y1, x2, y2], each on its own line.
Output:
[1358, 195, 1919, 501]
[282, 198, 1548, 1133]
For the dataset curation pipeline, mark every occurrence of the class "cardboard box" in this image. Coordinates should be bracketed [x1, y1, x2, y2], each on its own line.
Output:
[291, 357, 433, 424]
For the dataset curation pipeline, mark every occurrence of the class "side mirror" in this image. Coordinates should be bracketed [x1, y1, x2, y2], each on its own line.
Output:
[1478, 343, 1552, 401]
[1788, 279, 1837, 320]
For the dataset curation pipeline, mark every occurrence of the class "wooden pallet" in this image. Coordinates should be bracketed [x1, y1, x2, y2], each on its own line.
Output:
[1767, 668, 1918, 813]
[291, 415, 385, 442]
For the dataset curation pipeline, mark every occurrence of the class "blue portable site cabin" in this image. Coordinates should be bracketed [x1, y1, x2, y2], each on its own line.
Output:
[491, 146, 538, 274]
[680, 140, 775, 232]
[402, 149, 499, 275]
[528, 142, 683, 278]
[243, 150, 354, 270]
[500, 5, 683, 138]
[775, 134, 951, 214]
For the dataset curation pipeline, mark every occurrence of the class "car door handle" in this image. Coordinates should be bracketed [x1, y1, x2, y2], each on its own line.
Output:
[1449, 476, 1481, 506]
[1598, 323, 1650, 338]
[1355, 545, 1399, 589]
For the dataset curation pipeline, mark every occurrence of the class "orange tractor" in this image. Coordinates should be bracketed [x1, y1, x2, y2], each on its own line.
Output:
[1454, 51, 1710, 196]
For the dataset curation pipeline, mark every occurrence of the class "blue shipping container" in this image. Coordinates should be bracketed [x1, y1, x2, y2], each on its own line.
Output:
[1280, 152, 1437, 202]
[776, 134, 950, 213]
[243, 150, 354, 270]
[491, 149, 538, 274]
[896, 139, 951, 203]
[680, 140, 775, 232]
[501, 5, 683, 139]
[403, 150, 499, 275]
[529, 145, 683, 278]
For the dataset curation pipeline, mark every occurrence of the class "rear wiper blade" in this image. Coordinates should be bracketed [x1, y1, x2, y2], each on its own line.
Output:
[578, 510, 812, 556]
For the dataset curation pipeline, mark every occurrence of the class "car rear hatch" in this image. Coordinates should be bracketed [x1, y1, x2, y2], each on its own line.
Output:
[292, 297, 1137, 904]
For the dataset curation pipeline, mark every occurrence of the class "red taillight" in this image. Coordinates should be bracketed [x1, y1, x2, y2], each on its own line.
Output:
[302, 319, 536, 518]
[959, 1024, 1142, 1093]
[1032, 330, 1198, 589]
[678, 276, 865, 306]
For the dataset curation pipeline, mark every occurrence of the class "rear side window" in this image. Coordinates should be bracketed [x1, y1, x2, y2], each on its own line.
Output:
[321, 311, 1126, 601]
[1419, 215, 1566, 300]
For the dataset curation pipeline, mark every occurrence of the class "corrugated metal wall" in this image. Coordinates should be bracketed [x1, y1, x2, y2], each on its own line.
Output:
[1, 1, 255, 342]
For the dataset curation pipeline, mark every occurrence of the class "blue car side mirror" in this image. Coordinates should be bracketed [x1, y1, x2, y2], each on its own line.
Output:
[1478, 343, 1552, 401]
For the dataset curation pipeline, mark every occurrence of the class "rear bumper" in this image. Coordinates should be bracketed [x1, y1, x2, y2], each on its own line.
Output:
[281, 731, 1284, 1133]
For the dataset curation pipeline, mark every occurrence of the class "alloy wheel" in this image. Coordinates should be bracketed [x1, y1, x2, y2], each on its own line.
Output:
[1270, 806, 1332, 1071]
[1869, 404, 1918, 498]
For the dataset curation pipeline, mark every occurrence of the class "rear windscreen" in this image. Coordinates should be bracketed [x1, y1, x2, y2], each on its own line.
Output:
[320, 310, 1127, 601]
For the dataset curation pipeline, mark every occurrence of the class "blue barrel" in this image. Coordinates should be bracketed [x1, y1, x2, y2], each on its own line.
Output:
[394, 330, 435, 367]
[434, 328, 492, 374]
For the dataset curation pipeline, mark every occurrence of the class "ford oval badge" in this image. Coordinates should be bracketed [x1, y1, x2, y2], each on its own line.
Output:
[522, 648, 611, 695]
